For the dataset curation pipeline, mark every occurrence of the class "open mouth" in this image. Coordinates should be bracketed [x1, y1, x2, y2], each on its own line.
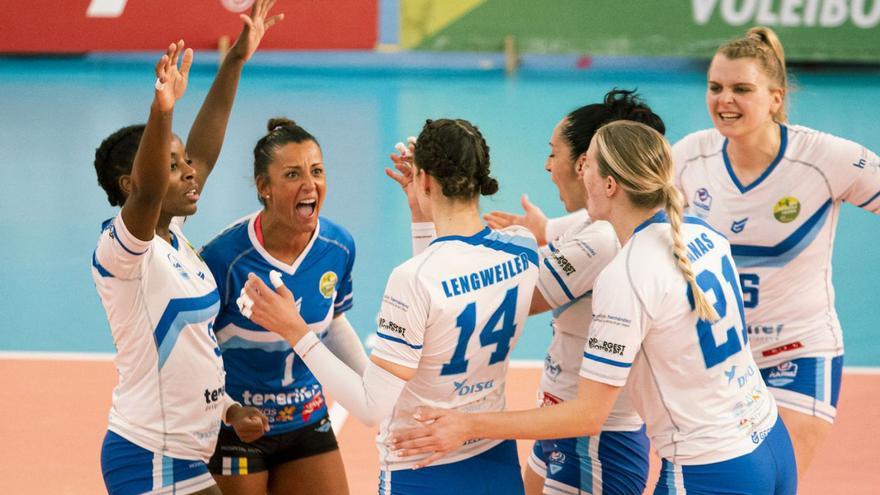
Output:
[185, 187, 200, 202]
[296, 199, 317, 219]
[718, 112, 742, 122]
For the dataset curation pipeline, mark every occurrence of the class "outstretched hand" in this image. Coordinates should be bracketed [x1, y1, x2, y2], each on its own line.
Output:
[387, 406, 473, 469]
[483, 194, 548, 245]
[154, 40, 193, 112]
[229, 0, 284, 62]
[385, 137, 431, 222]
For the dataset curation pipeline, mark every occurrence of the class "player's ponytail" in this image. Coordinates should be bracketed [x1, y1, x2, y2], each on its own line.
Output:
[593, 121, 719, 322]
[717, 26, 789, 123]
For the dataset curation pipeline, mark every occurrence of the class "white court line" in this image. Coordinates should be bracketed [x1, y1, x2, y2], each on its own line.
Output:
[1, 352, 879, 375]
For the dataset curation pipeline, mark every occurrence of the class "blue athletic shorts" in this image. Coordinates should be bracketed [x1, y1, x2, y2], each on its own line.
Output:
[528, 426, 649, 495]
[378, 440, 524, 495]
[761, 355, 843, 423]
[101, 430, 215, 495]
[654, 417, 796, 495]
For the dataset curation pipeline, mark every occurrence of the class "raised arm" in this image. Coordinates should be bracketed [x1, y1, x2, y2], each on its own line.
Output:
[121, 41, 192, 241]
[186, 0, 283, 186]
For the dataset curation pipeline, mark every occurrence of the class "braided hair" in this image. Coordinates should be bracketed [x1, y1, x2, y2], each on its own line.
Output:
[93, 124, 146, 206]
[593, 121, 719, 322]
[413, 118, 498, 200]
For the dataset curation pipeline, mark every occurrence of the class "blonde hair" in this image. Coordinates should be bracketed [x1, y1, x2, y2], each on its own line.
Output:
[593, 121, 719, 322]
[717, 26, 789, 123]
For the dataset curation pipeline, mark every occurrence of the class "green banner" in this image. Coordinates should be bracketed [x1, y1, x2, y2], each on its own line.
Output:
[403, 0, 880, 62]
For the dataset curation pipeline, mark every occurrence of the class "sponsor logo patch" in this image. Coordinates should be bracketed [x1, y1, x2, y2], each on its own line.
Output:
[766, 361, 798, 387]
[773, 196, 801, 223]
[587, 337, 626, 356]
[761, 341, 802, 357]
[731, 217, 748, 233]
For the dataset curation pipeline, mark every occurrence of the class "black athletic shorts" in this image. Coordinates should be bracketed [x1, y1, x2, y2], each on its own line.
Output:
[208, 416, 339, 475]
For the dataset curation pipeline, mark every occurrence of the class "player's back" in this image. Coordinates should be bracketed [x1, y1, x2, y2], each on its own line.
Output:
[591, 212, 776, 465]
[371, 226, 539, 469]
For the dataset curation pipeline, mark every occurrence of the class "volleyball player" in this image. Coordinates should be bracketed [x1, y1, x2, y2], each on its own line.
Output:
[92, 41, 268, 495]
[387, 90, 665, 495]
[239, 118, 540, 494]
[200, 118, 363, 494]
[389, 121, 797, 495]
[673, 26, 880, 477]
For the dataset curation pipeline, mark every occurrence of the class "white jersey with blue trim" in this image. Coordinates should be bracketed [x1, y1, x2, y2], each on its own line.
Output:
[674, 124, 880, 367]
[537, 218, 644, 431]
[579, 211, 777, 465]
[92, 215, 225, 462]
[371, 226, 539, 470]
[200, 213, 355, 434]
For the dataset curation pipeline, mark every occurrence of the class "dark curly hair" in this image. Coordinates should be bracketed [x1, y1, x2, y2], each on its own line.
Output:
[253, 117, 320, 206]
[413, 118, 498, 200]
[562, 89, 665, 163]
[93, 124, 146, 206]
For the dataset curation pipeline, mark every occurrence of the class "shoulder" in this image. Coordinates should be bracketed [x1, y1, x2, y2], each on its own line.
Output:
[672, 128, 723, 162]
[200, 214, 254, 265]
[315, 217, 355, 256]
[785, 124, 866, 162]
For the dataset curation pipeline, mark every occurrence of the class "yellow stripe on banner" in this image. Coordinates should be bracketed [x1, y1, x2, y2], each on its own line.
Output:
[240, 457, 248, 475]
[401, 0, 488, 48]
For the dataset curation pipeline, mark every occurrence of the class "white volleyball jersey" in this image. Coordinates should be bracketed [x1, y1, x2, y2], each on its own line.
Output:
[537, 218, 643, 431]
[371, 226, 539, 470]
[92, 215, 228, 462]
[579, 211, 777, 465]
[674, 124, 880, 367]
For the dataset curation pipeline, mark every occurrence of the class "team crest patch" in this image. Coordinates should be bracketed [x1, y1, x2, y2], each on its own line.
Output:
[693, 187, 713, 214]
[773, 197, 801, 223]
[319, 271, 338, 298]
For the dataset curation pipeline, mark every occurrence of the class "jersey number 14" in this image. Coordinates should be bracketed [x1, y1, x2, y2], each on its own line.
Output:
[440, 287, 519, 376]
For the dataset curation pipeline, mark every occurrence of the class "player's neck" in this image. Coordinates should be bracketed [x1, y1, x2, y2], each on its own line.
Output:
[726, 122, 781, 181]
[258, 211, 314, 264]
[431, 200, 484, 238]
[154, 215, 173, 245]
[610, 205, 662, 246]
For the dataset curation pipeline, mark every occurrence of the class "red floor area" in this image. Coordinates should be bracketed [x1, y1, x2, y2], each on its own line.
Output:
[1, 359, 877, 493]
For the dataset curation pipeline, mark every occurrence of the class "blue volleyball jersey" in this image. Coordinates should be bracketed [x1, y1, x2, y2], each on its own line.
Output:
[201, 213, 355, 434]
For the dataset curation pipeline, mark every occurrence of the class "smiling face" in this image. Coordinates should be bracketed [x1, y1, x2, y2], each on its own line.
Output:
[706, 54, 783, 140]
[547, 118, 587, 212]
[257, 140, 326, 234]
[161, 136, 200, 217]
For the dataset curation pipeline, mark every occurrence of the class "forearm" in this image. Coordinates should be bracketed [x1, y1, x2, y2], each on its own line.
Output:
[466, 398, 601, 441]
[411, 222, 436, 256]
[294, 333, 404, 426]
[323, 315, 369, 375]
[185, 55, 246, 172]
